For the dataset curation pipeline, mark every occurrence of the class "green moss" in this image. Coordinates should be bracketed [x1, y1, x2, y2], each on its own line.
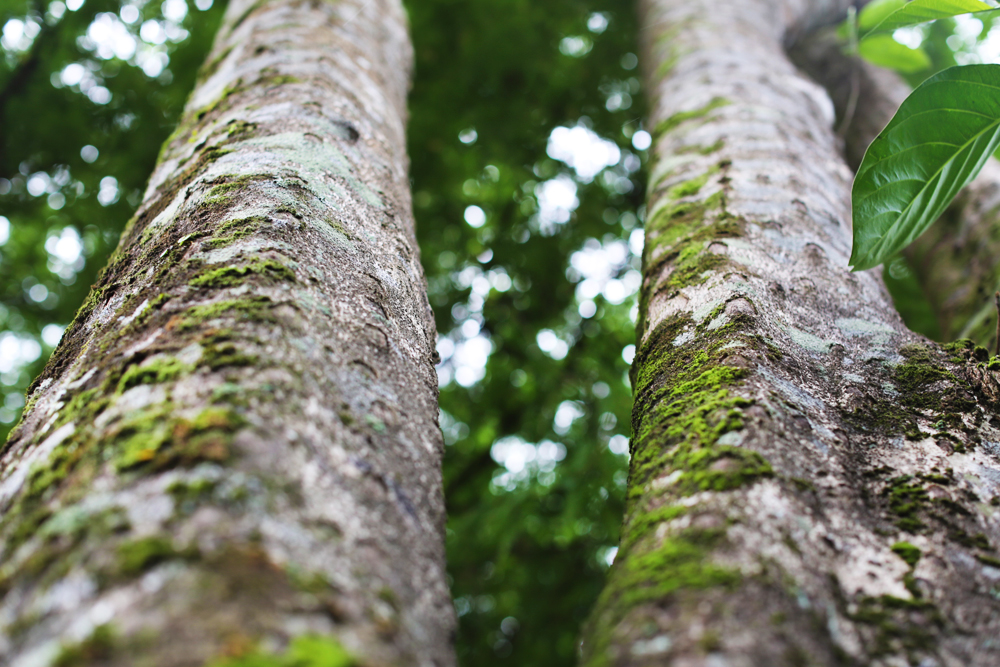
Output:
[890, 542, 921, 567]
[844, 344, 976, 439]
[787, 476, 815, 492]
[654, 53, 680, 78]
[129, 293, 172, 331]
[377, 586, 398, 607]
[936, 497, 972, 517]
[203, 216, 267, 249]
[11, 509, 125, 591]
[262, 74, 302, 86]
[892, 345, 966, 412]
[192, 82, 243, 123]
[190, 260, 296, 289]
[226, 119, 258, 142]
[187, 72, 301, 130]
[637, 183, 742, 340]
[4, 507, 53, 562]
[976, 553, 1000, 568]
[619, 503, 686, 553]
[844, 398, 918, 439]
[646, 187, 727, 247]
[884, 475, 929, 533]
[109, 406, 174, 470]
[673, 443, 772, 494]
[849, 594, 942, 658]
[919, 469, 953, 485]
[117, 536, 187, 576]
[62, 387, 109, 426]
[664, 248, 728, 293]
[943, 338, 975, 363]
[53, 624, 116, 666]
[677, 139, 726, 155]
[584, 308, 773, 664]
[287, 568, 333, 594]
[628, 318, 768, 501]
[168, 476, 219, 510]
[699, 630, 722, 653]
[177, 296, 276, 332]
[202, 342, 257, 371]
[112, 406, 243, 471]
[964, 532, 990, 549]
[642, 191, 740, 285]
[617, 528, 739, 606]
[138, 145, 234, 243]
[206, 634, 357, 667]
[653, 97, 729, 140]
[583, 526, 739, 666]
[365, 415, 386, 433]
[212, 382, 245, 404]
[117, 356, 191, 394]
[200, 174, 272, 208]
[663, 164, 720, 198]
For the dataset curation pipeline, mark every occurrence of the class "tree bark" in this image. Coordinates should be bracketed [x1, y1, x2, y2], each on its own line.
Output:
[788, 27, 911, 173]
[584, 0, 1000, 664]
[0, 1, 455, 665]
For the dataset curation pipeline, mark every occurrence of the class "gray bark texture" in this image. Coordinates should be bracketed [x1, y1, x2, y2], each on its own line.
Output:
[583, 0, 1000, 665]
[0, 1, 455, 665]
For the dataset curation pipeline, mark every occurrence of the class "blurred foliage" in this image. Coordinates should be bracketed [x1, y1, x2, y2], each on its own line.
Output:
[406, 1, 644, 663]
[1, 0, 644, 664]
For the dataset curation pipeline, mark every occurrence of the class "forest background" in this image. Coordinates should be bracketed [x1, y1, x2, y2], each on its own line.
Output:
[0, 0, 995, 664]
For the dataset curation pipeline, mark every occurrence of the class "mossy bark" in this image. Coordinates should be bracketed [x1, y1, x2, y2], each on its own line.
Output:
[584, 0, 1000, 665]
[0, 1, 455, 665]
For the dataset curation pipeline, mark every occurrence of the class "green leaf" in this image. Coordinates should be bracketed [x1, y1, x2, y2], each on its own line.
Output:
[857, 34, 932, 72]
[859, 0, 908, 31]
[851, 64, 1000, 270]
[864, 0, 993, 35]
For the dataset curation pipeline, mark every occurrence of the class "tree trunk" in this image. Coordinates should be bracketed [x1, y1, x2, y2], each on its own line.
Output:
[584, 0, 1000, 664]
[0, 1, 455, 665]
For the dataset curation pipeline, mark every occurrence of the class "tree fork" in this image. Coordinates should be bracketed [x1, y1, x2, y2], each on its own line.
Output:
[584, 0, 1000, 664]
[0, 1, 455, 665]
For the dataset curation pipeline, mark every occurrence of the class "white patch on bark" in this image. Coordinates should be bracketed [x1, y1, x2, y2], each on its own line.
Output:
[0, 422, 75, 510]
